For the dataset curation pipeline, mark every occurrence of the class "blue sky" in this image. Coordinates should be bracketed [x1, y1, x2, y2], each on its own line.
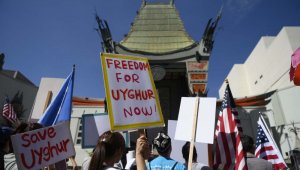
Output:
[1, 0, 300, 99]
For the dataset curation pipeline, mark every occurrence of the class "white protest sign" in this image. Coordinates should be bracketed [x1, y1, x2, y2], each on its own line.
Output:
[11, 122, 75, 170]
[82, 113, 110, 148]
[168, 120, 209, 165]
[82, 113, 130, 148]
[175, 97, 216, 144]
[101, 53, 164, 131]
[196, 98, 217, 143]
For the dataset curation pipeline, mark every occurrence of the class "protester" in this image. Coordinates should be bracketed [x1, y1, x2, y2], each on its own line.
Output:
[4, 122, 43, 170]
[135, 135, 150, 170]
[69, 155, 78, 170]
[241, 135, 273, 170]
[87, 130, 149, 170]
[87, 131, 125, 170]
[181, 142, 211, 170]
[147, 132, 186, 170]
[0, 126, 14, 170]
[125, 149, 136, 170]
[82, 154, 91, 170]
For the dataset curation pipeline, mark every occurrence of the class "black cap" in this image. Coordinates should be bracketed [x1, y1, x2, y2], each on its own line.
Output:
[153, 132, 171, 153]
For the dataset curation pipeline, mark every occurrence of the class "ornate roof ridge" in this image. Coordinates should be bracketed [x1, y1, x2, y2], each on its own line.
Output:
[119, 2, 195, 54]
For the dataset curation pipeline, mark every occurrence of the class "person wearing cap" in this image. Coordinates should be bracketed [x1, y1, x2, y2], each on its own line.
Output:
[147, 132, 186, 170]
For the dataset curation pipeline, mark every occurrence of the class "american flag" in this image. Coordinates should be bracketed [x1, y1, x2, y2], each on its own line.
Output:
[214, 84, 247, 170]
[2, 97, 17, 124]
[255, 116, 287, 170]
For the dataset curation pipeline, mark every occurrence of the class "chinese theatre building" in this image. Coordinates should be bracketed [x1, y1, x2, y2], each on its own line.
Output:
[97, 0, 220, 132]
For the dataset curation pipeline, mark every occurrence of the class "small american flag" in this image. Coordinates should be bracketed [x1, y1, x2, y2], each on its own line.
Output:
[2, 97, 17, 124]
[214, 84, 247, 170]
[255, 116, 287, 170]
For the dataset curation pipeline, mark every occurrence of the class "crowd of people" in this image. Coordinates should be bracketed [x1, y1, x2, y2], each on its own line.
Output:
[82, 131, 212, 170]
[1, 122, 278, 170]
[0, 123, 209, 170]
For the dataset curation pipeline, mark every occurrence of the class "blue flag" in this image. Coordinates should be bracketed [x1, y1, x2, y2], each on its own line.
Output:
[38, 67, 75, 126]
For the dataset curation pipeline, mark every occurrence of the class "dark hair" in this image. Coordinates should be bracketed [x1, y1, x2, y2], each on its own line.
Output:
[9, 122, 43, 152]
[153, 132, 171, 155]
[182, 142, 197, 162]
[88, 131, 125, 170]
[13, 122, 43, 134]
[240, 135, 254, 152]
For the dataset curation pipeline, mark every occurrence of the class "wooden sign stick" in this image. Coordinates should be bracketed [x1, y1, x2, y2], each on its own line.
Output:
[188, 97, 200, 170]
[138, 129, 147, 137]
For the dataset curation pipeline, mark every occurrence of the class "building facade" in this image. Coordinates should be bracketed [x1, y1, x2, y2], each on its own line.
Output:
[30, 76, 106, 167]
[97, 1, 220, 137]
[219, 26, 300, 160]
[70, 97, 105, 167]
[0, 59, 38, 126]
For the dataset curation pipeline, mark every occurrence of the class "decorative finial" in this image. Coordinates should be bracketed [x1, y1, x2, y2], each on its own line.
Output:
[225, 79, 229, 84]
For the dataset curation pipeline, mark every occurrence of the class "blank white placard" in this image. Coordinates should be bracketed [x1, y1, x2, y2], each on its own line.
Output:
[196, 97, 216, 144]
[175, 97, 216, 144]
[175, 97, 197, 141]
[169, 120, 208, 165]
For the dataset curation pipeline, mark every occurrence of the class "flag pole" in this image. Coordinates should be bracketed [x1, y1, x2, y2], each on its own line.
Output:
[213, 79, 248, 169]
[54, 65, 76, 170]
[259, 114, 282, 155]
[257, 113, 287, 168]
[52, 66, 75, 125]
[224, 78, 229, 86]
[259, 113, 273, 136]
[188, 97, 200, 170]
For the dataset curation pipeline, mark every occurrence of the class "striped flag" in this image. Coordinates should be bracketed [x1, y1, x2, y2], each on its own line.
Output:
[214, 84, 247, 170]
[255, 115, 287, 169]
[2, 97, 17, 124]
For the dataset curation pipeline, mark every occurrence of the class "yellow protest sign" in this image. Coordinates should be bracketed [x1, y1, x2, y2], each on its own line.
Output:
[101, 53, 164, 131]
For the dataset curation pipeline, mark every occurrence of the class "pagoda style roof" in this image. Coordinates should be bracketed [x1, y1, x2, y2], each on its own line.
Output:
[118, 2, 196, 55]
[216, 90, 275, 107]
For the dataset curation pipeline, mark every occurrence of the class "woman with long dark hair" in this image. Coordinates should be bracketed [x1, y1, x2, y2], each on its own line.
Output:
[88, 131, 125, 170]
[88, 130, 149, 170]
